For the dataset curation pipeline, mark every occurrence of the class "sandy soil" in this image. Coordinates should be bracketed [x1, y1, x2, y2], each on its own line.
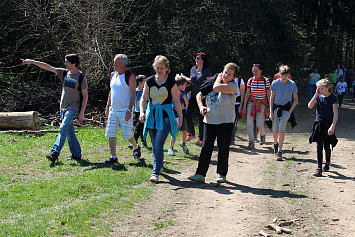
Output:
[115, 95, 355, 237]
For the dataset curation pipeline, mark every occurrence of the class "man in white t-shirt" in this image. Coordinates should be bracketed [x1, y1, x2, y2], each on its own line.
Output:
[103, 54, 141, 164]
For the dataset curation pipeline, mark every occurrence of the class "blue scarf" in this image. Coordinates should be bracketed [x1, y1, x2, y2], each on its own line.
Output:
[143, 102, 178, 141]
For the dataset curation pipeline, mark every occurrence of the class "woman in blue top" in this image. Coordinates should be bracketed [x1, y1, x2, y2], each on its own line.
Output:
[139, 55, 182, 183]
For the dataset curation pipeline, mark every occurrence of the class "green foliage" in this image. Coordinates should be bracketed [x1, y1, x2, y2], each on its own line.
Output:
[0, 0, 354, 112]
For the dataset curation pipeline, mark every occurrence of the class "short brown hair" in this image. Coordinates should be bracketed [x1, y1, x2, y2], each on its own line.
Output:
[175, 73, 188, 86]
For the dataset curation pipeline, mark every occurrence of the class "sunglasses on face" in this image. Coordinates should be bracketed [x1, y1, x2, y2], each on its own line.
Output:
[196, 56, 201, 60]
[253, 64, 260, 67]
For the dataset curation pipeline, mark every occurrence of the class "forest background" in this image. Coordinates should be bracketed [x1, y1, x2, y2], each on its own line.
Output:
[0, 0, 354, 115]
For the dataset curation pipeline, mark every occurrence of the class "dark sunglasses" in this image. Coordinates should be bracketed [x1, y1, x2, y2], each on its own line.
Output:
[196, 56, 201, 60]
[253, 64, 260, 67]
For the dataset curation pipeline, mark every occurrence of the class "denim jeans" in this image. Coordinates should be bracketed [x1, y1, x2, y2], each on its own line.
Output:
[196, 122, 233, 177]
[149, 116, 171, 175]
[309, 84, 317, 101]
[51, 109, 81, 157]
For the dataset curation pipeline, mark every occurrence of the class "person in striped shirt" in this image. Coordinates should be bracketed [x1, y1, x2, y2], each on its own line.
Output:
[242, 64, 271, 148]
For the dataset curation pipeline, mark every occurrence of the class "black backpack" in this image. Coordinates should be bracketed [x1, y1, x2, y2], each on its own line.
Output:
[63, 70, 84, 112]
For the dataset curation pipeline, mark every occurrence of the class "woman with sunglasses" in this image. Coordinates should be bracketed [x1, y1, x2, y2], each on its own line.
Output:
[186, 52, 212, 144]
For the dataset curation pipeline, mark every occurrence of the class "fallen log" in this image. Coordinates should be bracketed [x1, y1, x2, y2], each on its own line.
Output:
[0, 111, 39, 130]
[0, 130, 77, 135]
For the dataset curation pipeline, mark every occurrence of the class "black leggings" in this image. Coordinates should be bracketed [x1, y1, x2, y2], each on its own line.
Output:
[196, 123, 233, 177]
[186, 96, 204, 140]
[133, 112, 145, 143]
[317, 138, 331, 169]
[337, 92, 345, 107]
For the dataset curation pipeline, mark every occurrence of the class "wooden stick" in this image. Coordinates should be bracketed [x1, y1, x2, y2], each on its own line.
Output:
[267, 224, 292, 234]
[259, 230, 271, 237]
[267, 224, 283, 234]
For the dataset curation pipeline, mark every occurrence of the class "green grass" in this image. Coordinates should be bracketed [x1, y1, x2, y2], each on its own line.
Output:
[0, 125, 200, 236]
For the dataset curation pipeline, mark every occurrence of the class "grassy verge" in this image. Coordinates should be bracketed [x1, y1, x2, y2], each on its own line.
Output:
[0, 125, 200, 236]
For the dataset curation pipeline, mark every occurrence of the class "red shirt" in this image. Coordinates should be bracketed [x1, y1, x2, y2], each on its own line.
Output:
[247, 76, 271, 101]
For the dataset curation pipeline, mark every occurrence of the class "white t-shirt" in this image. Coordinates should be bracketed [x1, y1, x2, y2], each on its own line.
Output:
[233, 77, 244, 105]
[336, 81, 347, 94]
[110, 71, 131, 111]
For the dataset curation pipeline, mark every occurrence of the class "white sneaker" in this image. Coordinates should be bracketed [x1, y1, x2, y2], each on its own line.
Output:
[149, 174, 159, 183]
[216, 175, 226, 183]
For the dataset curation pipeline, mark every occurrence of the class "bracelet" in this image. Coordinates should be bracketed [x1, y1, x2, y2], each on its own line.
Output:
[127, 109, 132, 112]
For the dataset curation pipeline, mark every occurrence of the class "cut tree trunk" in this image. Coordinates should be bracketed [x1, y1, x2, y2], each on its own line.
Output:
[0, 111, 39, 130]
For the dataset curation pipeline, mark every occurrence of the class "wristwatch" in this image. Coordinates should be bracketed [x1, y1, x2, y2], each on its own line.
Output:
[127, 109, 132, 112]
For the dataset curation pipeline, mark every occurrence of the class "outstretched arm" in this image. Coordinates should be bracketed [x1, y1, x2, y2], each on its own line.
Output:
[20, 58, 57, 74]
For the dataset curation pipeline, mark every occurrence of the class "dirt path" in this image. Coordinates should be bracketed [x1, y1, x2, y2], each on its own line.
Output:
[116, 95, 355, 237]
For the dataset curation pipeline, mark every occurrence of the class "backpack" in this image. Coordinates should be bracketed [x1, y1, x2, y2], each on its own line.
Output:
[110, 70, 133, 86]
[63, 69, 84, 112]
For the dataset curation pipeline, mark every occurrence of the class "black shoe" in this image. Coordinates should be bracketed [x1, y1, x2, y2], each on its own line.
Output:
[313, 168, 322, 177]
[102, 157, 118, 164]
[133, 145, 141, 159]
[141, 142, 148, 148]
[323, 162, 330, 172]
[46, 153, 58, 163]
[68, 154, 81, 161]
[273, 143, 279, 154]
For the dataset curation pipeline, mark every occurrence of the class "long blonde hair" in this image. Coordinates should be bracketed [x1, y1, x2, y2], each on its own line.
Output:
[317, 78, 334, 94]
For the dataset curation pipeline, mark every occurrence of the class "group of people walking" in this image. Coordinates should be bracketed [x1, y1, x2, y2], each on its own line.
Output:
[21, 52, 340, 183]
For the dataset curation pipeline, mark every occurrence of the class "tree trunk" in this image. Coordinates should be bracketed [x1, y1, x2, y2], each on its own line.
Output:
[0, 111, 39, 130]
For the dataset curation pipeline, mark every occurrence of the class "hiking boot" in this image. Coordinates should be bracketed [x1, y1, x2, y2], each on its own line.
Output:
[168, 148, 175, 156]
[216, 174, 226, 183]
[46, 152, 58, 163]
[133, 145, 141, 159]
[186, 135, 196, 142]
[313, 168, 322, 177]
[68, 154, 81, 161]
[247, 141, 255, 149]
[260, 135, 266, 145]
[128, 144, 134, 149]
[273, 143, 279, 154]
[188, 174, 205, 183]
[180, 142, 190, 154]
[323, 162, 330, 172]
[102, 157, 118, 164]
[149, 174, 159, 183]
[276, 151, 283, 161]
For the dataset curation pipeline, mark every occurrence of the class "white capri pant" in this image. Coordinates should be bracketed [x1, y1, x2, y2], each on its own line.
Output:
[105, 108, 134, 141]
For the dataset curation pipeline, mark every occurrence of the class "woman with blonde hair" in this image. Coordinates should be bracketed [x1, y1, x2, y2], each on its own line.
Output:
[139, 55, 182, 183]
[188, 62, 239, 183]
